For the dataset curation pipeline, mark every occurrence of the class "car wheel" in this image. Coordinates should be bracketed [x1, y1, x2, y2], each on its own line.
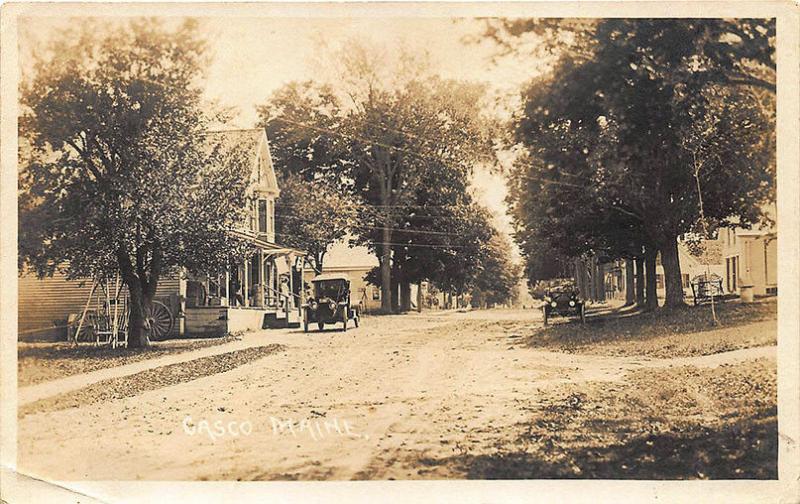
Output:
[343, 317, 347, 332]
[354, 313, 360, 328]
[580, 303, 586, 324]
[542, 306, 549, 326]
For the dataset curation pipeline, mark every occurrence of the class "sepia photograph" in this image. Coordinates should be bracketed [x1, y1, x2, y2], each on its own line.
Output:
[1, 2, 799, 502]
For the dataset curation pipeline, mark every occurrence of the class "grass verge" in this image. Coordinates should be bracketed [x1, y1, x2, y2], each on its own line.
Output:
[18, 334, 242, 387]
[524, 299, 776, 357]
[19, 344, 285, 417]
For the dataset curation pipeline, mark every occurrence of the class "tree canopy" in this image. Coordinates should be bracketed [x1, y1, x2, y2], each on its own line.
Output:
[256, 41, 502, 312]
[19, 19, 253, 346]
[504, 19, 775, 308]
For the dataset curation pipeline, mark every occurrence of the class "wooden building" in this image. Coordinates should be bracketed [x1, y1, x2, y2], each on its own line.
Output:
[18, 129, 306, 341]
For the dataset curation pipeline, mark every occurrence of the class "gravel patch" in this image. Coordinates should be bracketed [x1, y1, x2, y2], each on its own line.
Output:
[19, 344, 286, 417]
[18, 335, 243, 386]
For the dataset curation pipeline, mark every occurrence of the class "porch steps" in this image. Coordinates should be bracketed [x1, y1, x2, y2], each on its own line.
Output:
[263, 310, 301, 329]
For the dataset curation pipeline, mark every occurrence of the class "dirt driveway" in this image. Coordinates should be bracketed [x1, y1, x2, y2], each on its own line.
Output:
[17, 308, 776, 480]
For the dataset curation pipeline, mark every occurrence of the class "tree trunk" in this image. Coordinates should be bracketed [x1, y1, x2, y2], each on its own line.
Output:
[644, 246, 658, 311]
[660, 236, 686, 309]
[127, 281, 152, 348]
[635, 256, 645, 307]
[624, 259, 636, 306]
[380, 227, 393, 313]
[390, 273, 399, 313]
[596, 261, 606, 302]
[400, 281, 411, 312]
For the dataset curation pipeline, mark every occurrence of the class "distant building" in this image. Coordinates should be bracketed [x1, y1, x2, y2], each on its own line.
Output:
[721, 225, 777, 297]
[655, 239, 726, 298]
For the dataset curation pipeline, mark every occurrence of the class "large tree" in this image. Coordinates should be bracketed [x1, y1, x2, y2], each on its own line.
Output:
[483, 18, 775, 93]
[507, 20, 774, 309]
[271, 174, 356, 274]
[333, 43, 495, 312]
[19, 19, 253, 347]
[255, 82, 357, 273]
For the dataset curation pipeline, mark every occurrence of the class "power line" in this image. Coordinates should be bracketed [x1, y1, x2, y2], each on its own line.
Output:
[272, 230, 479, 250]
[274, 213, 471, 237]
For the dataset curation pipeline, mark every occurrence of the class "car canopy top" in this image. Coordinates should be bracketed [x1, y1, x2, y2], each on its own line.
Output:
[311, 273, 351, 283]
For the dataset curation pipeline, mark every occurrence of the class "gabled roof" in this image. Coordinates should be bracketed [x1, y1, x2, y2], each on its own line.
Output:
[203, 128, 279, 197]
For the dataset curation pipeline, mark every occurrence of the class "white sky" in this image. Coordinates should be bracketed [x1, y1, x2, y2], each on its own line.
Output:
[21, 16, 543, 260]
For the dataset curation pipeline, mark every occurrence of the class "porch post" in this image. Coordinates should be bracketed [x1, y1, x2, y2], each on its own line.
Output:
[287, 253, 295, 311]
[257, 249, 265, 307]
[225, 267, 231, 305]
[243, 258, 249, 306]
[299, 256, 306, 310]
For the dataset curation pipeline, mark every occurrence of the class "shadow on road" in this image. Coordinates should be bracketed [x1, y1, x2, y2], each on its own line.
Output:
[415, 412, 777, 480]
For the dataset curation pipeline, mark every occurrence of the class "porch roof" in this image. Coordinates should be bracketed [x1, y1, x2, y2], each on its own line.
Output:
[229, 229, 307, 257]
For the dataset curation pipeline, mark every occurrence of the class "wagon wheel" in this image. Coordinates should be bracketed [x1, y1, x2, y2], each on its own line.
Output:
[74, 310, 98, 342]
[145, 301, 174, 341]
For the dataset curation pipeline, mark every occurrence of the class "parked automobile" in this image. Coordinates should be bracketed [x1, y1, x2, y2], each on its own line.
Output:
[302, 273, 360, 332]
[541, 279, 586, 326]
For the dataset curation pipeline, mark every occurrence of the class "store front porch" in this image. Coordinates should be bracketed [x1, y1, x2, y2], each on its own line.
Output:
[183, 236, 306, 336]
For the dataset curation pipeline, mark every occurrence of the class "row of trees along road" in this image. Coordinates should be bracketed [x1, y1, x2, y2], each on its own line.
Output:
[19, 20, 257, 347]
[497, 19, 775, 309]
[258, 43, 520, 312]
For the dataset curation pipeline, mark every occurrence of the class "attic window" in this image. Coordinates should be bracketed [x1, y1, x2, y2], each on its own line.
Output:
[268, 199, 274, 234]
[258, 199, 268, 233]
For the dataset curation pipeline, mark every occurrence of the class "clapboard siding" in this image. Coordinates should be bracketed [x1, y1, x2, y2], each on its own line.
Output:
[18, 269, 181, 338]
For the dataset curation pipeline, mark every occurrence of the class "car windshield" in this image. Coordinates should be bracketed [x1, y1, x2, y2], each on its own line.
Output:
[315, 280, 347, 300]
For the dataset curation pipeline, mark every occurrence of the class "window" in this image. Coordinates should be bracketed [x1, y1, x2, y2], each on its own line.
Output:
[258, 199, 268, 233]
[248, 199, 256, 231]
[726, 258, 731, 292]
[372, 286, 380, 300]
[681, 273, 690, 289]
[268, 199, 274, 235]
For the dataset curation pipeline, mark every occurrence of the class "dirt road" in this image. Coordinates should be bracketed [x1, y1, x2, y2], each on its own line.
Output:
[17, 309, 776, 480]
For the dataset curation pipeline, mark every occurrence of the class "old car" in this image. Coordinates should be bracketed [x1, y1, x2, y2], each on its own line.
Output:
[541, 279, 586, 326]
[302, 273, 360, 332]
